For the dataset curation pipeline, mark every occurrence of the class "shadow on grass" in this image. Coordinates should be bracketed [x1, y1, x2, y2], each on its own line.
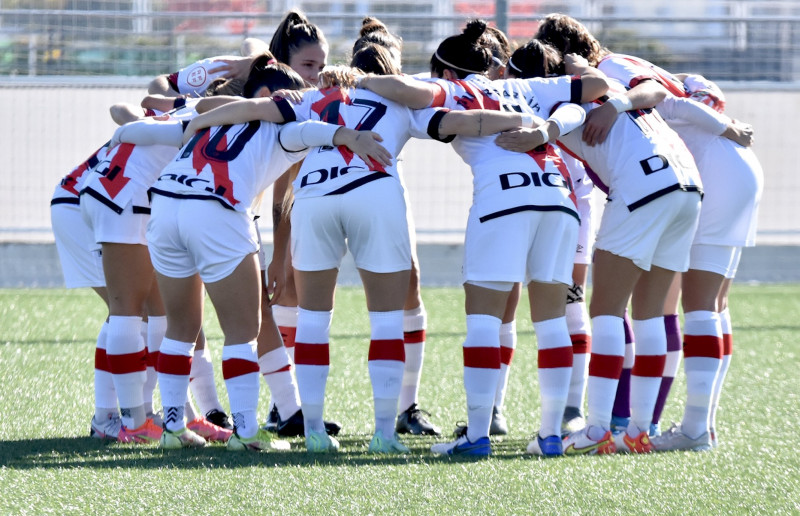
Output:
[0, 434, 539, 470]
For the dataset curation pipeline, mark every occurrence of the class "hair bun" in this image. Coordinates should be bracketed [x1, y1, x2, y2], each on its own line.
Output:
[360, 16, 388, 37]
[463, 19, 488, 42]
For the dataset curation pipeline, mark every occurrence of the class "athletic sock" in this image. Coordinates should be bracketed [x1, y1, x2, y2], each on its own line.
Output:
[94, 321, 118, 420]
[462, 314, 501, 442]
[222, 342, 260, 439]
[189, 345, 224, 415]
[106, 315, 147, 429]
[629, 317, 667, 435]
[259, 347, 301, 419]
[157, 338, 194, 432]
[368, 310, 405, 437]
[710, 307, 733, 433]
[586, 315, 625, 432]
[565, 301, 591, 411]
[294, 308, 332, 437]
[681, 310, 723, 439]
[535, 317, 573, 438]
[494, 320, 517, 410]
[143, 315, 166, 416]
[272, 304, 298, 363]
[611, 312, 634, 421]
[398, 304, 426, 412]
[184, 396, 199, 422]
[652, 313, 682, 425]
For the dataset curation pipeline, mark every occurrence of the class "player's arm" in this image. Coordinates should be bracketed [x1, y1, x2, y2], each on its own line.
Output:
[109, 102, 146, 125]
[494, 103, 588, 152]
[110, 119, 185, 148]
[358, 74, 440, 109]
[195, 95, 241, 113]
[148, 75, 176, 96]
[141, 94, 188, 113]
[658, 96, 753, 147]
[183, 97, 292, 144]
[436, 110, 544, 137]
[564, 54, 610, 102]
[279, 121, 392, 167]
[582, 80, 666, 147]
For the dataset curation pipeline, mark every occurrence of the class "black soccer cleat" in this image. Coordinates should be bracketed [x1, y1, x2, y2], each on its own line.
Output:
[453, 406, 508, 437]
[262, 405, 280, 433]
[274, 408, 343, 437]
[395, 403, 441, 436]
[205, 408, 233, 430]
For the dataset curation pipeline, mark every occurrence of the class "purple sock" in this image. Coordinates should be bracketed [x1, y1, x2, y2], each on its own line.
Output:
[652, 314, 682, 424]
[612, 313, 634, 419]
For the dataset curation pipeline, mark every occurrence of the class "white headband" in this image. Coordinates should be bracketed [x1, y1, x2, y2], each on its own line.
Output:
[434, 50, 486, 75]
[507, 56, 523, 74]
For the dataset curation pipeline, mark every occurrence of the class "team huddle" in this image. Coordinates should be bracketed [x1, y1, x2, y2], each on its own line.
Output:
[50, 10, 763, 457]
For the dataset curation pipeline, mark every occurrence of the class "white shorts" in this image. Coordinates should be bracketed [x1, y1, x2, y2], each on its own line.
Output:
[291, 178, 411, 273]
[147, 195, 258, 283]
[574, 191, 596, 266]
[689, 244, 742, 279]
[51, 203, 105, 288]
[462, 208, 578, 286]
[80, 194, 149, 249]
[595, 190, 701, 272]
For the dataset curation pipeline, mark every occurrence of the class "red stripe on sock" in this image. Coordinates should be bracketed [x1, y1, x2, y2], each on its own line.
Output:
[570, 334, 591, 354]
[632, 354, 666, 377]
[588, 353, 625, 379]
[404, 329, 426, 344]
[106, 350, 147, 374]
[463, 346, 501, 369]
[368, 339, 405, 362]
[157, 352, 192, 376]
[683, 334, 723, 359]
[222, 358, 260, 379]
[95, 347, 111, 372]
[294, 342, 330, 366]
[722, 334, 733, 356]
[500, 346, 515, 366]
[263, 364, 291, 375]
[279, 326, 297, 348]
[538, 346, 573, 368]
[146, 350, 160, 368]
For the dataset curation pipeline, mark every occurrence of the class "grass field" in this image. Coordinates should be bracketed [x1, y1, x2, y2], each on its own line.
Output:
[1, 285, 799, 514]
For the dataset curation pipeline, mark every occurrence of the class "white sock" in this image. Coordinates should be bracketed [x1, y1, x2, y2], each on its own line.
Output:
[586, 315, 625, 432]
[294, 308, 333, 437]
[629, 317, 666, 435]
[107, 315, 147, 429]
[368, 310, 405, 437]
[398, 305, 426, 412]
[189, 346, 224, 415]
[94, 321, 118, 419]
[681, 311, 722, 439]
[495, 320, 517, 410]
[222, 342, 260, 439]
[534, 317, 573, 438]
[259, 347, 301, 419]
[463, 314, 501, 442]
[565, 301, 591, 410]
[710, 307, 733, 431]
[158, 338, 195, 432]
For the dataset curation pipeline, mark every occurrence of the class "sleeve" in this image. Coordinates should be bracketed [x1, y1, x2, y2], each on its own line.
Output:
[409, 107, 455, 142]
[547, 103, 587, 136]
[598, 56, 653, 89]
[656, 96, 730, 135]
[278, 120, 339, 152]
[172, 56, 235, 96]
[110, 119, 185, 148]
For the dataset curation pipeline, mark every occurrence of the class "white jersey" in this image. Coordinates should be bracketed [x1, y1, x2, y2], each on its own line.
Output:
[556, 81, 701, 212]
[286, 87, 444, 199]
[167, 56, 238, 96]
[51, 144, 109, 206]
[427, 74, 583, 222]
[80, 103, 199, 214]
[152, 120, 306, 218]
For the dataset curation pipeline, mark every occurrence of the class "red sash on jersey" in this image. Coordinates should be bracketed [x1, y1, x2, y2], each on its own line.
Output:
[601, 55, 689, 98]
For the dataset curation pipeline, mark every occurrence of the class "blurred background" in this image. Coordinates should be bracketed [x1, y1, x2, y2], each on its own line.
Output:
[1, 0, 798, 285]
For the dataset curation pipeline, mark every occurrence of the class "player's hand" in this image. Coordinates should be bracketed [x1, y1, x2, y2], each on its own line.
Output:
[265, 258, 285, 303]
[207, 56, 253, 79]
[271, 89, 304, 104]
[335, 129, 392, 168]
[495, 127, 546, 152]
[723, 120, 755, 147]
[564, 53, 590, 74]
[582, 102, 617, 146]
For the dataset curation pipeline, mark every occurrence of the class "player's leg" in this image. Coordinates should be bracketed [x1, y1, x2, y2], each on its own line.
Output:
[143, 276, 166, 425]
[564, 264, 590, 434]
[493, 282, 521, 435]
[710, 275, 735, 447]
[651, 274, 683, 436]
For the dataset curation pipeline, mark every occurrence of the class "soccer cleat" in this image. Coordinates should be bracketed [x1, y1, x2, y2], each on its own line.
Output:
[562, 427, 617, 455]
[305, 429, 340, 453]
[430, 435, 491, 456]
[395, 403, 441, 436]
[118, 418, 162, 444]
[187, 417, 233, 442]
[526, 434, 564, 457]
[205, 409, 233, 430]
[90, 414, 122, 440]
[262, 405, 279, 433]
[160, 426, 206, 449]
[561, 406, 586, 436]
[146, 410, 164, 428]
[227, 428, 291, 452]
[610, 415, 631, 435]
[650, 422, 661, 437]
[273, 409, 343, 438]
[710, 428, 718, 448]
[614, 429, 654, 453]
[453, 406, 507, 438]
[368, 430, 410, 454]
[651, 423, 711, 452]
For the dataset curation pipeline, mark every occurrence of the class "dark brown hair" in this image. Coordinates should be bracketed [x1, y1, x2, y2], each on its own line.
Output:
[535, 13, 609, 66]
[268, 9, 327, 65]
[506, 39, 564, 79]
[430, 19, 492, 79]
[243, 53, 305, 98]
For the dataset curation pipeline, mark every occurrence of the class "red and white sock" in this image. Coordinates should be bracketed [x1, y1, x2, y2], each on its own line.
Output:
[681, 310, 723, 439]
[494, 320, 517, 410]
[629, 317, 667, 435]
[94, 321, 117, 420]
[294, 308, 332, 437]
[566, 301, 591, 410]
[259, 347, 300, 419]
[189, 346, 224, 415]
[586, 315, 625, 433]
[273, 304, 298, 363]
[463, 314, 501, 442]
[222, 342, 260, 438]
[143, 315, 166, 416]
[398, 305, 426, 413]
[157, 338, 194, 432]
[710, 307, 733, 432]
[535, 316, 573, 438]
[106, 315, 147, 429]
[368, 310, 405, 437]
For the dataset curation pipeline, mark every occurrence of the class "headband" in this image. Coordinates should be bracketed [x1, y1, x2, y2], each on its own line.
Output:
[433, 50, 485, 75]
[507, 56, 523, 74]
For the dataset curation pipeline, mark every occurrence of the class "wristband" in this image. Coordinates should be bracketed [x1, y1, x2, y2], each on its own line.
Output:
[520, 113, 535, 128]
[173, 97, 187, 109]
[536, 125, 549, 144]
[607, 95, 633, 114]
